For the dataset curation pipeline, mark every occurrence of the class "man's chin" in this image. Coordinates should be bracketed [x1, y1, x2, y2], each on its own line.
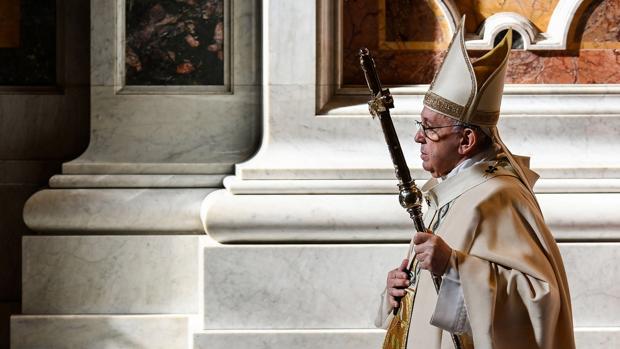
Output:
[421, 162, 434, 175]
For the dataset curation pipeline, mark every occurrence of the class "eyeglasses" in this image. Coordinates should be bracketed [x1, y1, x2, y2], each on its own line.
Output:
[415, 120, 461, 141]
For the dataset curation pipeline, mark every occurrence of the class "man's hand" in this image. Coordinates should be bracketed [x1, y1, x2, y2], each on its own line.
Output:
[413, 231, 452, 276]
[387, 258, 410, 309]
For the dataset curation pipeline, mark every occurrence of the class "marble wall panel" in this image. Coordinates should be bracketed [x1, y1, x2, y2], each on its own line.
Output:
[265, 0, 316, 86]
[505, 49, 620, 84]
[342, 0, 620, 85]
[577, 0, 620, 48]
[22, 236, 200, 314]
[204, 244, 403, 329]
[80, 87, 259, 167]
[194, 330, 385, 349]
[561, 243, 620, 327]
[24, 188, 214, 233]
[574, 328, 620, 349]
[11, 315, 189, 349]
[194, 328, 620, 349]
[203, 243, 619, 329]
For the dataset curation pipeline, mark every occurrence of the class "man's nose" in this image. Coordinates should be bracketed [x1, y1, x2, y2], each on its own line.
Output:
[414, 128, 426, 144]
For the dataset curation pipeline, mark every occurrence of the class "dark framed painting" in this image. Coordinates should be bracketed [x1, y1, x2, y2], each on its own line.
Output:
[125, 0, 226, 86]
[0, 0, 20, 48]
[0, 0, 56, 86]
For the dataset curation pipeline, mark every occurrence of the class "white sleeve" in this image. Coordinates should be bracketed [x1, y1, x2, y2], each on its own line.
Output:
[429, 250, 471, 334]
[375, 287, 394, 329]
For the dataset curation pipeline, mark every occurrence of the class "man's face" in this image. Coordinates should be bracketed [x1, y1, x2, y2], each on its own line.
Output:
[415, 107, 464, 178]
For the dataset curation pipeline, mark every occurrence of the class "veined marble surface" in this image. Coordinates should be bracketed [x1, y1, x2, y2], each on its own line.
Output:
[202, 190, 620, 242]
[202, 243, 619, 329]
[49, 174, 225, 188]
[574, 327, 620, 349]
[69, 86, 259, 170]
[561, 243, 620, 326]
[223, 177, 620, 194]
[11, 315, 189, 349]
[22, 236, 200, 314]
[203, 244, 401, 329]
[194, 329, 385, 349]
[236, 112, 620, 180]
[193, 328, 619, 349]
[201, 190, 413, 242]
[24, 188, 214, 233]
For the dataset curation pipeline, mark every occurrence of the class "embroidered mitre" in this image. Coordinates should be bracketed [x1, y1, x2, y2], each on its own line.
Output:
[423, 16, 512, 127]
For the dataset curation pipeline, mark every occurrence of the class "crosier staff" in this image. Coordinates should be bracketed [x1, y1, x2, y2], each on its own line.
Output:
[358, 48, 463, 349]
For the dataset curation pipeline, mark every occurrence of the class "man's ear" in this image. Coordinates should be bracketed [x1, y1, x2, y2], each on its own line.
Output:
[457, 128, 477, 156]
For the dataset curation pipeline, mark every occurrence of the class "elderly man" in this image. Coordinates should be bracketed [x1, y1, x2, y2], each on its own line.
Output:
[376, 19, 575, 349]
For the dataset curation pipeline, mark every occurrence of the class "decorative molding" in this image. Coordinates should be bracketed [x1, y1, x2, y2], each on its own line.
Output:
[49, 174, 225, 188]
[541, 0, 588, 50]
[465, 12, 539, 50]
[23, 188, 214, 233]
[11, 315, 191, 348]
[442, 0, 587, 50]
[316, 0, 339, 113]
[193, 328, 620, 349]
[363, 1, 589, 51]
[223, 176, 620, 195]
[62, 162, 234, 175]
[322, 85, 620, 116]
[201, 189, 620, 243]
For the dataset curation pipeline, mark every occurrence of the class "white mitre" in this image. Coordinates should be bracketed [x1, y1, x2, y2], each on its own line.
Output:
[423, 16, 540, 197]
[423, 16, 511, 126]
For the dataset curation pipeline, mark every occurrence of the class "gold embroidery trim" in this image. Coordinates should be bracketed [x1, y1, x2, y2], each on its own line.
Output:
[423, 91, 465, 119]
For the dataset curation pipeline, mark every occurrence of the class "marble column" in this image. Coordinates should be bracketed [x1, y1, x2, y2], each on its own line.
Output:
[15, 0, 260, 348]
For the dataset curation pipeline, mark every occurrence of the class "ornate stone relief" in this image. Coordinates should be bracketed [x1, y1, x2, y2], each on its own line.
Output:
[455, 0, 585, 50]
[341, 0, 619, 85]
